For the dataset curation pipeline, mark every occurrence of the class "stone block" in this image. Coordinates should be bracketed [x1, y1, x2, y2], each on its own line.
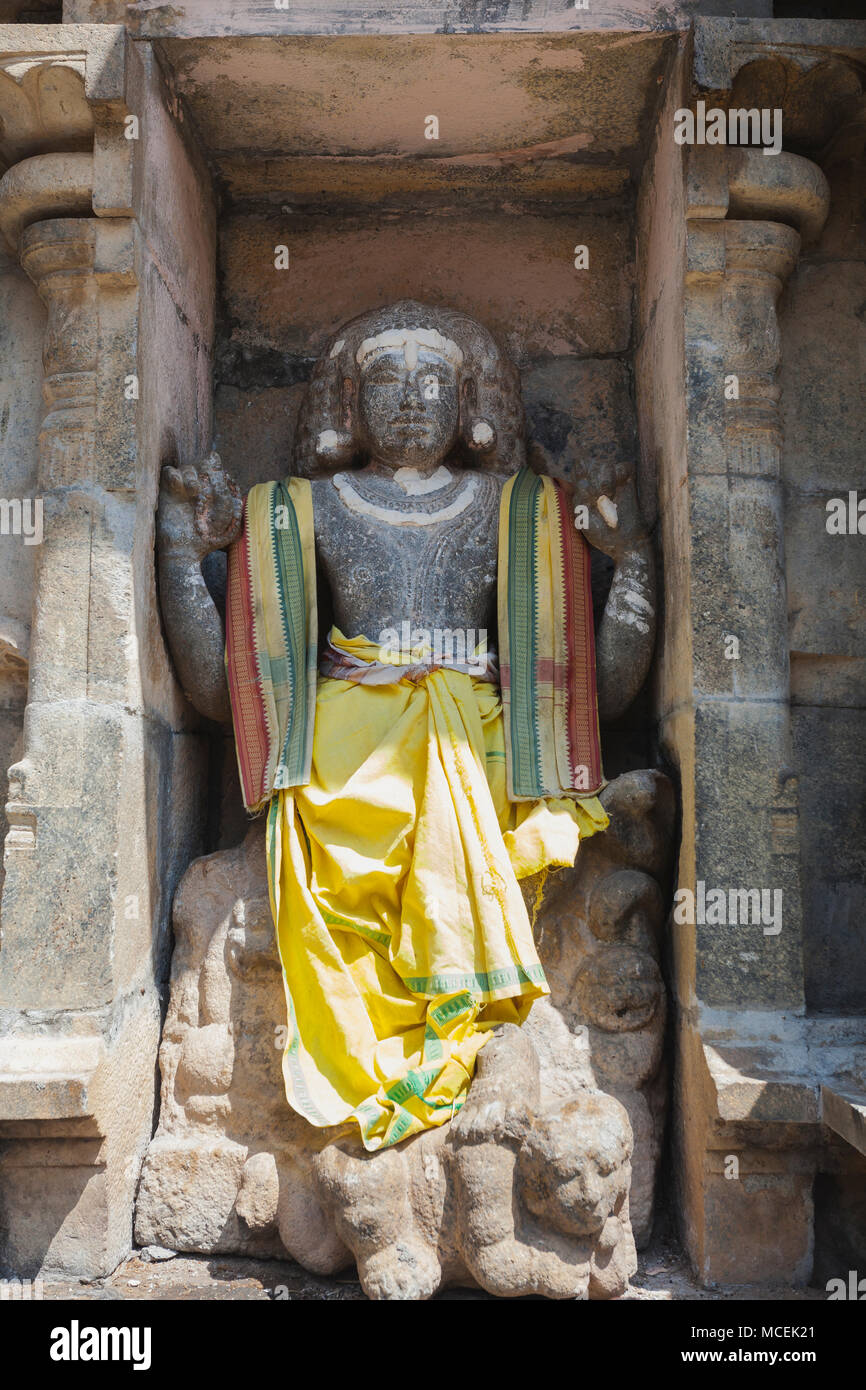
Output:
[692, 699, 804, 1011]
[0, 703, 176, 1010]
[780, 261, 866, 494]
[701, 1171, 813, 1286]
[0, 994, 160, 1278]
[786, 495, 866, 661]
[689, 473, 789, 702]
[793, 705, 866, 1015]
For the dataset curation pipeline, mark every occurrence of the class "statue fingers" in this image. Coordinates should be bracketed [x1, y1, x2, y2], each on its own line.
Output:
[161, 464, 188, 499]
[202, 448, 224, 473]
[180, 463, 202, 497]
[194, 477, 242, 548]
[199, 450, 228, 491]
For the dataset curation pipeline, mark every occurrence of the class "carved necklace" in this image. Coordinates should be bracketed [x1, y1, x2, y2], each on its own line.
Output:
[332, 469, 479, 527]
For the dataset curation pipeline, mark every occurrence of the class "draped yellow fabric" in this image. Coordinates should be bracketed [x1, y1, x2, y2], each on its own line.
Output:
[266, 630, 609, 1151]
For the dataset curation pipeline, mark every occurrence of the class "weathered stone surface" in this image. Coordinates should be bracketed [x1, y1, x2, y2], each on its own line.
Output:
[215, 383, 306, 496]
[123, 0, 745, 41]
[220, 210, 633, 368]
[701, 1171, 814, 1287]
[651, 28, 866, 1293]
[149, 29, 675, 174]
[0, 28, 216, 1283]
[781, 261, 866, 661]
[0, 995, 160, 1278]
[0, 152, 92, 251]
[793, 706, 866, 1015]
[521, 357, 637, 488]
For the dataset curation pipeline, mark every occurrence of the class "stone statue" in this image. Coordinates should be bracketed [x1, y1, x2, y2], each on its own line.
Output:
[139, 301, 672, 1299]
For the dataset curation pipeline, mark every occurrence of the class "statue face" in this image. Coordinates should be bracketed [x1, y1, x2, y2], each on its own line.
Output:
[358, 348, 459, 469]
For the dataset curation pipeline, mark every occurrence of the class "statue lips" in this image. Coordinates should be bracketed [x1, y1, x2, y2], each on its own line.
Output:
[393, 417, 434, 434]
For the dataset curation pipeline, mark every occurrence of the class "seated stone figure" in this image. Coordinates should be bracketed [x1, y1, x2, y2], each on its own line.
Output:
[141, 301, 671, 1299]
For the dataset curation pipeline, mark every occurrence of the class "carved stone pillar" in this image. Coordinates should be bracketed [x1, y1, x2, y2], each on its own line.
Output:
[0, 27, 216, 1281]
[0, 208, 159, 1280]
[660, 25, 851, 1289]
[21, 217, 98, 490]
[722, 220, 799, 478]
[0, 32, 158, 1282]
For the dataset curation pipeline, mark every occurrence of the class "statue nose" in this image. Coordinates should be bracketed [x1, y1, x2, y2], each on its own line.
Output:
[400, 374, 423, 407]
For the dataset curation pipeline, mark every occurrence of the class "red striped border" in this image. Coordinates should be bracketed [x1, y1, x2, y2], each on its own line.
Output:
[555, 482, 603, 793]
[226, 513, 271, 810]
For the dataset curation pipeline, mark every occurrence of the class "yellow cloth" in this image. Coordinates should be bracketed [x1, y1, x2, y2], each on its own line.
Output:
[267, 630, 609, 1151]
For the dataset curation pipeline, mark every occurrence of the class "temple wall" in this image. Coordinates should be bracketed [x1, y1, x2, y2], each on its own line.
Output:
[779, 146, 866, 1015]
[634, 17, 866, 1287]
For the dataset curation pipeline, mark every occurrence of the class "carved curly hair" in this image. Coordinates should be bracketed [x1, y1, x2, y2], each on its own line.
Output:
[292, 300, 526, 478]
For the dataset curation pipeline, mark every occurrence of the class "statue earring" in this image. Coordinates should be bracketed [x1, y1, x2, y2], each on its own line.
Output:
[468, 419, 495, 452]
[460, 378, 496, 454]
[315, 374, 356, 467]
[315, 428, 355, 466]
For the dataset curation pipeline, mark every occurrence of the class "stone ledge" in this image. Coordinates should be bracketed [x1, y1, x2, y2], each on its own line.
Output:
[0, 1035, 105, 1121]
[704, 1043, 819, 1125]
[821, 1083, 866, 1159]
[701, 1013, 866, 1133]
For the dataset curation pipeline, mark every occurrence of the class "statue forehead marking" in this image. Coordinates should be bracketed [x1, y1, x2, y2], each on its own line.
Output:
[356, 327, 464, 373]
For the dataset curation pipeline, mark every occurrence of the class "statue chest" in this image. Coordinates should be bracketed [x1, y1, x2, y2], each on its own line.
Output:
[311, 470, 504, 632]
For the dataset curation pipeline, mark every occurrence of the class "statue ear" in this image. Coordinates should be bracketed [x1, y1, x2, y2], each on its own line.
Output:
[314, 373, 355, 468]
[460, 376, 496, 456]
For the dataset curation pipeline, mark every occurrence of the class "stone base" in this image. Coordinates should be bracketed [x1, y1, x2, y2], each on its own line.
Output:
[135, 770, 674, 1299]
[0, 995, 160, 1279]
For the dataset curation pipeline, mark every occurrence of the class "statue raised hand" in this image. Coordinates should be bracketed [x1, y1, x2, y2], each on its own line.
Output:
[571, 456, 656, 722]
[157, 451, 242, 724]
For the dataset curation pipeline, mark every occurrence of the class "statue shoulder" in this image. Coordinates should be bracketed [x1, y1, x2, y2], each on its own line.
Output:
[475, 469, 511, 508]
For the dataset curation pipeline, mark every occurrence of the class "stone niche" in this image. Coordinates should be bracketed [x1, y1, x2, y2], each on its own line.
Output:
[1, 7, 865, 1298]
[131, 26, 678, 1300]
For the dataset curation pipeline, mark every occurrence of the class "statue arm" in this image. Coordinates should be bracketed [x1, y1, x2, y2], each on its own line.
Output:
[594, 536, 656, 722]
[156, 454, 243, 725]
[568, 462, 656, 723]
